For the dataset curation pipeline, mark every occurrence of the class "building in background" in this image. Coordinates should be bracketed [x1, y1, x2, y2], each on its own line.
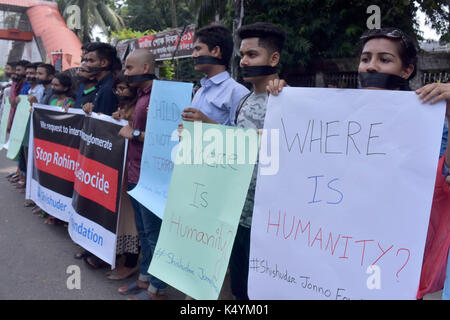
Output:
[0, 0, 81, 70]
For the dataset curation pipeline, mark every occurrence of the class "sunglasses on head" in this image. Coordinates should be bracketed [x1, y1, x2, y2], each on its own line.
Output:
[360, 28, 410, 48]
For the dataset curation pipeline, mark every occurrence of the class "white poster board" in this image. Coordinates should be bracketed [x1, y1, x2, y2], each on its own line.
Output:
[248, 88, 446, 300]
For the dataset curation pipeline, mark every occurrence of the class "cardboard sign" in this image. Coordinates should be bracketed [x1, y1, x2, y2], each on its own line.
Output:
[248, 88, 446, 300]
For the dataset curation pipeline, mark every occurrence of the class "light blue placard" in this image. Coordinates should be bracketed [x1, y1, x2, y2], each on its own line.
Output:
[128, 80, 193, 219]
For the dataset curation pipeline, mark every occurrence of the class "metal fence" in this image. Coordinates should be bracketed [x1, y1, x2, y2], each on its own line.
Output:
[323, 72, 359, 88]
[287, 70, 449, 88]
[286, 73, 316, 87]
[421, 71, 449, 85]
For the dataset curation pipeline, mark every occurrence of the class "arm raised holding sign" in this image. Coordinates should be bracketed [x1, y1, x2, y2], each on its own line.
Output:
[416, 82, 450, 186]
[356, 27, 450, 299]
[266, 78, 287, 96]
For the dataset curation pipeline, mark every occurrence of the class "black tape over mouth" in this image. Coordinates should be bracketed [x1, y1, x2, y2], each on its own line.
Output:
[359, 72, 409, 91]
[241, 66, 277, 78]
[193, 56, 226, 66]
[125, 74, 157, 84]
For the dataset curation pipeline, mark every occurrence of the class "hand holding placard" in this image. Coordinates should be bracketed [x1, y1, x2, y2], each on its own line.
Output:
[149, 121, 257, 300]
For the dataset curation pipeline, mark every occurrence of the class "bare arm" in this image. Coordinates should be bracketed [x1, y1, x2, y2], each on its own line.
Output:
[416, 83, 450, 183]
[181, 107, 218, 124]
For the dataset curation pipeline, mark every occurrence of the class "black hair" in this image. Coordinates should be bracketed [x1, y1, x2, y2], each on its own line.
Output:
[37, 63, 56, 76]
[25, 62, 40, 70]
[85, 42, 119, 70]
[114, 71, 135, 95]
[114, 71, 138, 115]
[54, 72, 73, 94]
[115, 71, 128, 86]
[81, 42, 91, 51]
[359, 27, 418, 80]
[194, 24, 233, 68]
[113, 56, 123, 72]
[15, 60, 30, 68]
[237, 22, 286, 54]
[6, 61, 17, 68]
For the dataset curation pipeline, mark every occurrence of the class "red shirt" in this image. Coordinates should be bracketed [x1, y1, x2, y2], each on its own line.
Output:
[127, 84, 152, 184]
[8, 80, 24, 129]
[417, 154, 450, 298]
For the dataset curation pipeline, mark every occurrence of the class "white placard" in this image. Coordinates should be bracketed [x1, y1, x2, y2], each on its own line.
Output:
[248, 88, 446, 300]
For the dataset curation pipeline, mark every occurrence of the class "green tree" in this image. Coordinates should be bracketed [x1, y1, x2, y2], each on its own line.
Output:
[192, 0, 229, 27]
[0, 66, 5, 82]
[117, 0, 201, 81]
[416, 0, 450, 42]
[56, 0, 125, 43]
[118, 0, 194, 32]
[243, 0, 420, 72]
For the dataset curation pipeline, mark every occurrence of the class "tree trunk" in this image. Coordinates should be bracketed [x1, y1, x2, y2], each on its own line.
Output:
[96, 2, 124, 32]
[231, 0, 244, 80]
[170, 0, 178, 28]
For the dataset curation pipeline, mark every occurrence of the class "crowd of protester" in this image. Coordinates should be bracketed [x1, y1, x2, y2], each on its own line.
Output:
[0, 22, 449, 300]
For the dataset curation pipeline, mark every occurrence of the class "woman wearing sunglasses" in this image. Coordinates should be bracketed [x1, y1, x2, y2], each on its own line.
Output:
[269, 27, 449, 299]
[356, 28, 449, 299]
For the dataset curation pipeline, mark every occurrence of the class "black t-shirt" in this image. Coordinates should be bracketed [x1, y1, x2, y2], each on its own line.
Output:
[92, 72, 118, 116]
[74, 85, 98, 108]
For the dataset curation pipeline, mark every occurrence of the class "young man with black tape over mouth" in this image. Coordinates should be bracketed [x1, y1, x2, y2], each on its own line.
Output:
[181, 24, 249, 125]
[82, 42, 119, 116]
[117, 48, 169, 300]
[229, 21, 287, 300]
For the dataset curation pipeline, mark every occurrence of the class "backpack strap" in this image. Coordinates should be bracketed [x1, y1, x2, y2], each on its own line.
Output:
[234, 91, 253, 125]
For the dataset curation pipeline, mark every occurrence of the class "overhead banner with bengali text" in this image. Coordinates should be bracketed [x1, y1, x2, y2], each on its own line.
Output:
[26, 105, 128, 267]
[248, 88, 446, 300]
[138, 24, 195, 61]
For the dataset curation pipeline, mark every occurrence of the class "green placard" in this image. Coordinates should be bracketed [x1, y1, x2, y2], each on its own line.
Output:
[7, 95, 31, 159]
[0, 99, 11, 149]
[148, 121, 258, 300]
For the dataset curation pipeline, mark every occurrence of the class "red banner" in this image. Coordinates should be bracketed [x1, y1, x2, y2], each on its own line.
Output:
[34, 138, 78, 182]
[138, 24, 195, 61]
[73, 153, 119, 213]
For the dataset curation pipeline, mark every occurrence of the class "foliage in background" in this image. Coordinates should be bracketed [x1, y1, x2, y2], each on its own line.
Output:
[110, 28, 157, 41]
[0, 67, 5, 82]
[113, 0, 203, 81]
[116, 0, 194, 31]
[243, 0, 419, 73]
[192, 0, 229, 27]
[159, 61, 176, 80]
[416, 0, 450, 43]
[56, 0, 125, 43]
[112, 0, 449, 80]
[110, 28, 179, 81]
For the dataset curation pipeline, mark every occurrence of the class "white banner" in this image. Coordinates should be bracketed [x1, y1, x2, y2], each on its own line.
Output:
[248, 88, 446, 300]
[26, 105, 128, 268]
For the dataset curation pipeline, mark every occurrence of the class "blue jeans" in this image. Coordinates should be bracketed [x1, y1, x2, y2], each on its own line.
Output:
[128, 183, 167, 293]
[229, 224, 250, 300]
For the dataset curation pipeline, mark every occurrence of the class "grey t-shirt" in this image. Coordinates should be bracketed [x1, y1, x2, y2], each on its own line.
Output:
[236, 92, 268, 228]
